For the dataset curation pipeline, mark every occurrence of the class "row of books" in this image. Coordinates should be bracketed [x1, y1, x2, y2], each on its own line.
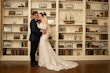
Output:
[3, 48, 28, 55]
[59, 49, 73, 55]
[21, 41, 28, 47]
[86, 49, 108, 55]
[14, 34, 27, 39]
[20, 25, 28, 31]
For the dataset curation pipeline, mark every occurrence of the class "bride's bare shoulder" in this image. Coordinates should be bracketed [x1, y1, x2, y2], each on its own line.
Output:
[43, 19, 48, 25]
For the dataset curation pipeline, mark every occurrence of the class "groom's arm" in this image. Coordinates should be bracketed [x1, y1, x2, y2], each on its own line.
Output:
[30, 21, 42, 36]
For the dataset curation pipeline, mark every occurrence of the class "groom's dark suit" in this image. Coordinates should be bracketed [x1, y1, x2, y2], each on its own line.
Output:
[29, 19, 42, 65]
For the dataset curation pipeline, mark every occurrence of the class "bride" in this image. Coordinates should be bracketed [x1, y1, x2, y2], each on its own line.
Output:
[37, 12, 78, 71]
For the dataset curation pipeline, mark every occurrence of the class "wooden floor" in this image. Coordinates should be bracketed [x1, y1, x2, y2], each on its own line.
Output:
[0, 60, 110, 73]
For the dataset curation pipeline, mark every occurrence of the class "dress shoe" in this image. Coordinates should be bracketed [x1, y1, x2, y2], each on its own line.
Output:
[31, 62, 39, 67]
[34, 61, 38, 65]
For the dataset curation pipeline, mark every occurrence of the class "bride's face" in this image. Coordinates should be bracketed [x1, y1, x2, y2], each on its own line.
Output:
[38, 14, 43, 20]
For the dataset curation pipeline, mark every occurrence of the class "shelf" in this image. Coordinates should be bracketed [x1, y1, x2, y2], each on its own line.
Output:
[85, 55, 108, 56]
[3, 39, 28, 41]
[59, 48, 82, 50]
[4, 15, 28, 17]
[4, 7, 28, 9]
[60, 1, 83, 3]
[31, 8, 56, 10]
[59, 40, 82, 42]
[3, 32, 28, 34]
[86, 9, 108, 11]
[3, 47, 28, 49]
[86, 16, 108, 19]
[59, 32, 82, 34]
[86, 1, 108, 4]
[2, 56, 28, 57]
[3, 24, 28, 25]
[86, 40, 108, 42]
[4, 0, 28, 2]
[32, 0, 56, 2]
[59, 24, 82, 26]
[86, 48, 108, 49]
[86, 32, 108, 34]
[60, 8, 82, 11]
[86, 24, 108, 27]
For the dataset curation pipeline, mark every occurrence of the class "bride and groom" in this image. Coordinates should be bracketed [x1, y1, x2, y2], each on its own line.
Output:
[29, 11, 78, 71]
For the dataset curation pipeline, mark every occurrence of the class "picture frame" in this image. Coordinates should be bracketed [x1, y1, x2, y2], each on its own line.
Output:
[66, 4, 74, 9]
[23, 18, 28, 24]
[101, 4, 109, 10]
[100, 43, 108, 49]
[65, 42, 73, 48]
[59, 26, 66, 32]
[3, 2, 11, 8]
[48, 19, 55, 24]
[50, 12, 56, 16]
[58, 42, 65, 48]
[51, 3, 56, 8]
[92, 20, 98, 24]
[4, 25, 12, 32]
[3, 41, 11, 47]
[76, 35, 82, 40]
[9, 11, 15, 16]
[39, 4, 47, 8]
[59, 33, 64, 39]
[100, 27, 108, 32]
[87, 11, 95, 17]
[15, 11, 23, 16]
[6, 49, 12, 55]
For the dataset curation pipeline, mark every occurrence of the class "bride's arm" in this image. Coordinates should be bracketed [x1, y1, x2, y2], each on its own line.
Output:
[37, 22, 47, 34]
[43, 19, 48, 30]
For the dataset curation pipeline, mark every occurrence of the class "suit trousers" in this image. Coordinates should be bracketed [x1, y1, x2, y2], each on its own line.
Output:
[30, 41, 40, 63]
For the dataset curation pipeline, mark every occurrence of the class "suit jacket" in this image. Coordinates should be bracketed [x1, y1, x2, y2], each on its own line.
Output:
[29, 19, 42, 42]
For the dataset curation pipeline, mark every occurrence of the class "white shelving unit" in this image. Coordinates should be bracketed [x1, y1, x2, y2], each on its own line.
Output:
[0, 0, 110, 61]
[1, 0, 29, 60]
[85, 0, 109, 57]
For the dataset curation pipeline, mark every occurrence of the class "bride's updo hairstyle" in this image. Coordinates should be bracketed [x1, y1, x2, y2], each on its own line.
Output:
[40, 12, 47, 17]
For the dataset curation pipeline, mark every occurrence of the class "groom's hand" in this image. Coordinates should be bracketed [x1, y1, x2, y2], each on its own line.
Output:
[41, 29, 46, 34]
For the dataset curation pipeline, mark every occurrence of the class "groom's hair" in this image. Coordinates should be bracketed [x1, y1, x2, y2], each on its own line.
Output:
[32, 11, 38, 16]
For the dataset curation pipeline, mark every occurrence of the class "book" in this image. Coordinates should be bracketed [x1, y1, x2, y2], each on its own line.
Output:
[14, 34, 20, 39]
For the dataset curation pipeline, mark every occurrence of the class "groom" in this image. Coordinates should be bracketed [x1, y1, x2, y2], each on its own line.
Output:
[29, 11, 46, 67]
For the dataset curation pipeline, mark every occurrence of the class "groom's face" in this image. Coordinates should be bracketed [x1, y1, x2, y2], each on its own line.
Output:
[33, 13, 38, 19]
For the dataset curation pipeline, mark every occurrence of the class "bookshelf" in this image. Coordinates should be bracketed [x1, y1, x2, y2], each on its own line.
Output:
[1, 0, 29, 60]
[58, 0, 83, 58]
[0, 0, 110, 61]
[86, 0, 109, 56]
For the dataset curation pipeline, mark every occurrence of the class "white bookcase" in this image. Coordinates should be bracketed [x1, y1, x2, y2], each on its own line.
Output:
[0, 0, 110, 61]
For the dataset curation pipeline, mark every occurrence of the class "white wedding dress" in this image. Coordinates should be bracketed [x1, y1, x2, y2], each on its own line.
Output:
[37, 22, 78, 71]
